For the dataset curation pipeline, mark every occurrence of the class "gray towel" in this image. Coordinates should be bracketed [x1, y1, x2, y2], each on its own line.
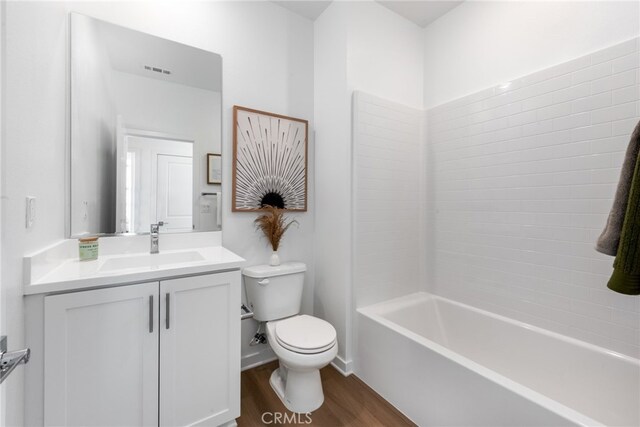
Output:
[596, 120, 640, 256]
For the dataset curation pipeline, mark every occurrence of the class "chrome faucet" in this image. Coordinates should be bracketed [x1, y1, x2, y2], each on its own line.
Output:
[150, 221, 167, 254]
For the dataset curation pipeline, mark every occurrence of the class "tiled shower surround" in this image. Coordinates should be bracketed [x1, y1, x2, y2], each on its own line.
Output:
[427, 38, 640, 357]
[353, 92, 424, 308]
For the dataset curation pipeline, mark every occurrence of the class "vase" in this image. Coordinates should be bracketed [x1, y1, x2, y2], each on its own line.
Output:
[269, 251, 281, 266]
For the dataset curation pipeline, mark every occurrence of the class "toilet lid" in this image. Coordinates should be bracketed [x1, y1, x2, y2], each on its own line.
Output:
[275, 315, 337, 354]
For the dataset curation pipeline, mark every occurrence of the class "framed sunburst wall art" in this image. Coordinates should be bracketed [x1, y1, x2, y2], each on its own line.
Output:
[232, 106, 308, 211]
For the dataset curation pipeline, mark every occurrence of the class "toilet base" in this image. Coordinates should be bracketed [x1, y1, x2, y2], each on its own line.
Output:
[269, 365, 324, 413]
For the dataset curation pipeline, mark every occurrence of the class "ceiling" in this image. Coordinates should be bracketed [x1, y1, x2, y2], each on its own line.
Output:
[272, 1, 464, 28]
[377, 1, 464, 27]
[271, 1, 333, 20]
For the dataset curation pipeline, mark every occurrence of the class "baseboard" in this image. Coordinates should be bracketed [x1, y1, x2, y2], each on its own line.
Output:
[241, 349, 278, 371]
[330, 355, 354, 376]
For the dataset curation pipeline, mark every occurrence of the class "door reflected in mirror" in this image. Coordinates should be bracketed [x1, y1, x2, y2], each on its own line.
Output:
[70, 13, 222, 236]
[119, 130, 194, 234]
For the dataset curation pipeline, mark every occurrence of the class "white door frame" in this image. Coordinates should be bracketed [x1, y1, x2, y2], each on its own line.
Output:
[0, 1, 6, 425]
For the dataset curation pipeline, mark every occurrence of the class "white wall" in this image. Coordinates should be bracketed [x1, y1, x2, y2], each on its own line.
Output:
[314, 0, 423, 372]
[427, 36, 640, 357]
[2, 2, 314, 424]
[423, 1, 640, 108]
[313, 0, 351, 374]
[346, 2, 423, 110]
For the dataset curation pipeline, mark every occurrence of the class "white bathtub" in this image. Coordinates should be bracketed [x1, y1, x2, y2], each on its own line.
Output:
[357, 292, 640, 427]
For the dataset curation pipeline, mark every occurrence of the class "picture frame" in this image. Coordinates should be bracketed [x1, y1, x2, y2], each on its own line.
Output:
[232, 106, 308, 212]
[207, 153, 222, 185]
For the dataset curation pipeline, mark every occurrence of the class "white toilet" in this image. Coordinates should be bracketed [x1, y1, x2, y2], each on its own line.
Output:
[243, 262, 338, 413]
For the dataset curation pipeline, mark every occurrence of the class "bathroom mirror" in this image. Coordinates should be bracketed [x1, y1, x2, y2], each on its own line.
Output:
[69, 13, 222, 237]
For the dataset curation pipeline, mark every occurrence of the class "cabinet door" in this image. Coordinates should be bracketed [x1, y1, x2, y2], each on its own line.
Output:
[44, 283, 159, 427]
[160, 272, 240, 427]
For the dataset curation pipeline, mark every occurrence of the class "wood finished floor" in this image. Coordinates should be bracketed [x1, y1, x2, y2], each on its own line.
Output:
[237, 361, 416, 427]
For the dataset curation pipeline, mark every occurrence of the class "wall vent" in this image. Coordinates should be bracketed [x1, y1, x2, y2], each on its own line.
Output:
[144, 65, 171, 75]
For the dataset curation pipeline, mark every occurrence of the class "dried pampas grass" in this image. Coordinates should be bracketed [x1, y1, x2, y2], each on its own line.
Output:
[254, 205, 298, 251]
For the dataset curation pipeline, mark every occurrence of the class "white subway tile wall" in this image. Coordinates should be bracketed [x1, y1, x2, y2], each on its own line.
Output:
[353, 92, 423, 307]
[427, 38, 640, 357]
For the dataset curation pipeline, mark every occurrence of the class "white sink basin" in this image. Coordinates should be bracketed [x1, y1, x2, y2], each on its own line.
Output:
[99, 251, 205, 272]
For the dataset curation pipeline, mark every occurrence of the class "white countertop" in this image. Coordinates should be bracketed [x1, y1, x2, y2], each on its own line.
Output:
[23, 233, 245, 295]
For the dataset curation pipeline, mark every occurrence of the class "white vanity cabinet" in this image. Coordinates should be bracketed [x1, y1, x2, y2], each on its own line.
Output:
[44, 282, 160, 426]
[160, 273, 240, 427]
[40, 271, 240, 427]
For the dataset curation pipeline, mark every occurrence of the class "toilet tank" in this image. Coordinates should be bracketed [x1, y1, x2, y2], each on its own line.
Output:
[242, 262, 307, 322]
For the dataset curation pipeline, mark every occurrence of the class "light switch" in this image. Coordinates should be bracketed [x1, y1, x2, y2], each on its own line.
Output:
[25, 197, 36, 228]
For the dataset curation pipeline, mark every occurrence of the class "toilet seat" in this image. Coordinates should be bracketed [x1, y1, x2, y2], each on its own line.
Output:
[274, 315, 337, 355]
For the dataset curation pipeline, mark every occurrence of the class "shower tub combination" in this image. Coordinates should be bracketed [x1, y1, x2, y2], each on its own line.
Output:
[357, 293, 639, 427]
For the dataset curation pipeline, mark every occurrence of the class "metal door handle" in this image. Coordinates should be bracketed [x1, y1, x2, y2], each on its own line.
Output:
[0, 336, 30, 385]
[149, 295, 154, 333]
[165, 293, 170, 329]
